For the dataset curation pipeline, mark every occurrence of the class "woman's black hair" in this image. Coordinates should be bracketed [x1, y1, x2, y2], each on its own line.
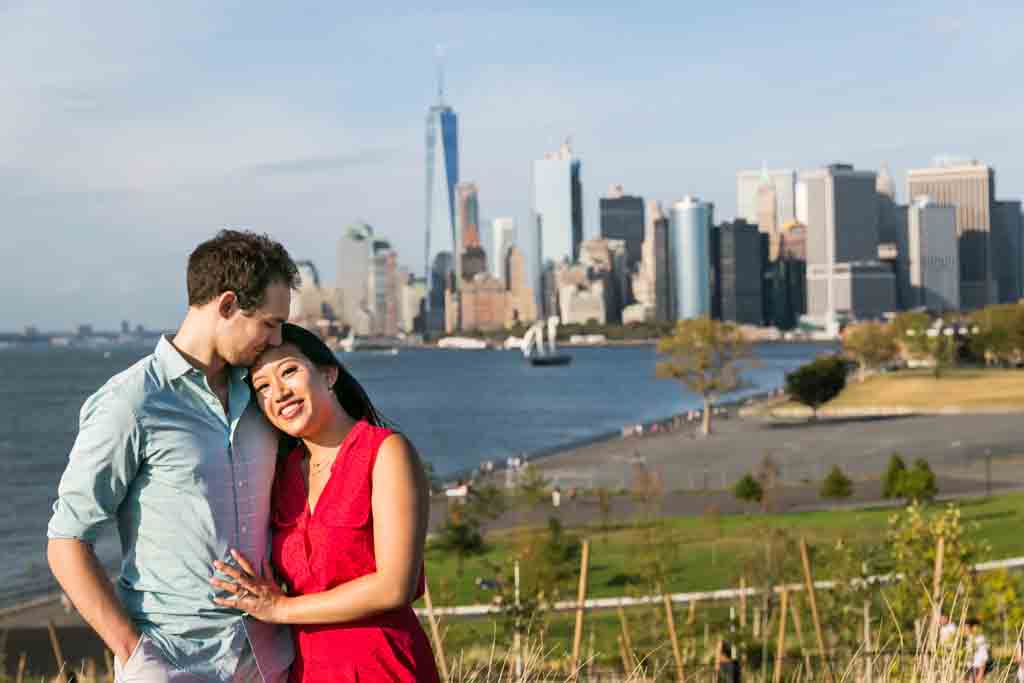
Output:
[262, 323, 388, 455]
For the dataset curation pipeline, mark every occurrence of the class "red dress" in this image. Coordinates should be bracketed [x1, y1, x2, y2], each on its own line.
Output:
[271, 420, 441, 683]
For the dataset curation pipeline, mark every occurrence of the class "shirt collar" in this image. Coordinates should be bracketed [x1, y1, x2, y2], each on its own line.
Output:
[155, 335, 250, 383]
[155, 335, 195, 380]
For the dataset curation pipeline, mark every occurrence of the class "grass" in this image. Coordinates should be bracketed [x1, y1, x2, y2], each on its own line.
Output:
[419, 492, 1024, 676]
[424, 492, 1024, 607]
[747, 368, 1024, 417]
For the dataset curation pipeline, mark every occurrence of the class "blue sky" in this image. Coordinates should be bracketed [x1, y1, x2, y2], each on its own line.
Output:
[2, 1, 1022, 330]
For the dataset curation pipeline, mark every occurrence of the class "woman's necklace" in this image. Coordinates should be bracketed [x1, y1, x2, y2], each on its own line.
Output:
[307, 453, 337, 476]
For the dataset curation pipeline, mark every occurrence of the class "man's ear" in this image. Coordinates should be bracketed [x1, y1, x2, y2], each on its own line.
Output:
[325, 366, 340, 388]
[217, 291, 239, 319]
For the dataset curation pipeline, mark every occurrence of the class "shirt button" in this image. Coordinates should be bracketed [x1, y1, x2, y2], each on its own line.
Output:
[241, 524, 248, 533]
[238, 480, 245, 488]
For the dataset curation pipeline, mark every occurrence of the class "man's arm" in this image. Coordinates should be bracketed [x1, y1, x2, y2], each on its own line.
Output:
[47, 539, 139, 664]
[47, 390, 145, 665]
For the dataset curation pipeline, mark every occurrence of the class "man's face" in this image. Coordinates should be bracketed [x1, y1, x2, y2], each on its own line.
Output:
[217, 281, 292, 367]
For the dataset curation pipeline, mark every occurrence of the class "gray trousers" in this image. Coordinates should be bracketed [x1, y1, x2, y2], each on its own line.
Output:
[114, 635, 287, 683]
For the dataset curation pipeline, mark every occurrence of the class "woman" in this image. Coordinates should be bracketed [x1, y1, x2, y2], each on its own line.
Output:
[209, 323, 440, 683]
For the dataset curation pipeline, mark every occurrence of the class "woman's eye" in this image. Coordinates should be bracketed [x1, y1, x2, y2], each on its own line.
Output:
[255, 384, 269, 393]
[282, 366, 297, 376]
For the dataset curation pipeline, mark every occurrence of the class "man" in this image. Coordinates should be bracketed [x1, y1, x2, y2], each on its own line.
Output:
[48, 230, 299, 682]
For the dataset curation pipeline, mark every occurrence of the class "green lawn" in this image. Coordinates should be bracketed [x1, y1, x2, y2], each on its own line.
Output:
[421, 492, 1024, 671]
[424, 491, 1024, 605]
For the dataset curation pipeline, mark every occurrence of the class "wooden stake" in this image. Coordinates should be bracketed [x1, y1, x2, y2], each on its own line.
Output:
[104, 650, 114, 682]
[514, 560, 523, 677]
[586, 628, 596, 680]
[740, 576, 748, 628]
[617, 604, 635, 665]
[663, 592, 686, 683]
[789, 592, 813, 677]
[799, 538, 832, 683]
[863, 601, 873, 683]
[932, 536, 945, 603]
[773, 588, 790, 683]
[618, 634, 632, 676]
[422, 580, 450, 683]
[570, 539, 591, 678]
[688, 597, 697, 624]
[47, 620, 69, 683]
[16, 653, 27, 683]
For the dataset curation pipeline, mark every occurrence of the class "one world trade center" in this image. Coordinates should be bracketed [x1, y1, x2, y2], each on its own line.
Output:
[424, 62, 459, 335]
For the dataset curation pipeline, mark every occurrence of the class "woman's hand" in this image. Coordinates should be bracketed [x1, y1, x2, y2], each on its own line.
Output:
[209, 549, 288, 623]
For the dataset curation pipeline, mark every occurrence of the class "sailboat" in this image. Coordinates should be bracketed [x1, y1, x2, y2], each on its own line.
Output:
[521, 316, 572, 366]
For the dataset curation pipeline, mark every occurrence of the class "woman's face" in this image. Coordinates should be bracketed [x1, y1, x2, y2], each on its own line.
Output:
[249, 343, 339, 438]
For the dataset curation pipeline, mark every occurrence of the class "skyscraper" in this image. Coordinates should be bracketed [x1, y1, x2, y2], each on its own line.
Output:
[531, 141, 583, 305]
[669, 197, 713, 320]
[337, 223, 374, 334]
[368, 239, 400, 336]
[491, 217, 516, 281]
[907, 197, 959, 312]
[800, 164, 895, 331]
[424, 65, 459, 334]
[626, 200, 671, 323]
[455, 181, 486, 284]
[737, 168, 797, 230]
[716, 220, 764, 325]
[599, 186, 645, 274]
[992, 200, 1022, 304]
[907, 161, 995, 309]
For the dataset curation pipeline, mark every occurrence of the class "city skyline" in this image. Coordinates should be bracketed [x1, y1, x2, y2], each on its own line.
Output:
[2, 2, 1024, 330]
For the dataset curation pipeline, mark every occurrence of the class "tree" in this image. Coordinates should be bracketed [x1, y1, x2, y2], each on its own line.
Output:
[969, 303, 1024, 366]
[896, 458, 938, 503]
[784, 355, 848, 419]
[843, 321, 899, 381]
[820, 464, 854, 501]
[734, 473, 763, 508]
[434, 506, 485, 577]
[882, 454, 907, 499]
[656, 317, 754, 436]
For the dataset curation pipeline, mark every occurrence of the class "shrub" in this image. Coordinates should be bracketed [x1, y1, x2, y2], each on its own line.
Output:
[734, 473, 764, 507]
[897, 459, 938, 503]
[882, 454, 907, 499]
[821, 465, 854, 501]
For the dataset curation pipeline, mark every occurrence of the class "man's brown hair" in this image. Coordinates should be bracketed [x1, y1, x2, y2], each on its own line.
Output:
[187, 230, 300, 310]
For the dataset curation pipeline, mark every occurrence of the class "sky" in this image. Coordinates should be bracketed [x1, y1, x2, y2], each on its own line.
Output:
[2, 1, 1023, 331]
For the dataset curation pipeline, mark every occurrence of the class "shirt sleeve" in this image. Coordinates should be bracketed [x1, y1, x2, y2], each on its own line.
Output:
[47, 387, 145, 543]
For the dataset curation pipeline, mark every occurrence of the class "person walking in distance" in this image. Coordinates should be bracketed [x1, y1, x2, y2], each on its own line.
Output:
[47, 230, 299, 682]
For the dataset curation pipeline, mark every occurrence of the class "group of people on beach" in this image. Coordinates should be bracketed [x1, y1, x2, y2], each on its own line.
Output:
[47, 231, 440, 682]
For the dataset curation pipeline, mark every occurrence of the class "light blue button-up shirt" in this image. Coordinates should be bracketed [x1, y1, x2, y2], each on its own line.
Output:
[48, 336, 293, 681]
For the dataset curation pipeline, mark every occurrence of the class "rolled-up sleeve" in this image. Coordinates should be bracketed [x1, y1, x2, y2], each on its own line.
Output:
[47, 388, 145, 543]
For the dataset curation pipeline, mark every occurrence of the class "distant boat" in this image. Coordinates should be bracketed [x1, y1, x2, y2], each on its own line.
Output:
[521, 316, 572, 366]
[436, 336, 490, 350]
[337, 332, 400, 354]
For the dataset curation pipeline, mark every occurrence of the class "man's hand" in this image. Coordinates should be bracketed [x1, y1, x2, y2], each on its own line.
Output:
[47, 539, 140, 665]
[209, 549, 288, 623]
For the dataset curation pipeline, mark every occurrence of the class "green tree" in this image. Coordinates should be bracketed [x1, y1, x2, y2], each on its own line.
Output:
[896, 458, 938, 503]
[843, 321, 899, 382]
[883, 502, 988, 633]
[969, 303, 1024, 365]
[882, 454, 907, 498]
[820, 465, 854, 501]
[734, 473, 764, 508]
[434, 506, 485, 577]
[656, 317, 754, 436]
[784, 355, 848, 418]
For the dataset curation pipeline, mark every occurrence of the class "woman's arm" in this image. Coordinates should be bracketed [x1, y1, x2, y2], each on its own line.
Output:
[214, 434, 430, 624]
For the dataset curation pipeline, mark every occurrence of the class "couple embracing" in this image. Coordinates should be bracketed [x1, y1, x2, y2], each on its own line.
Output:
[47, 231, 441, 683]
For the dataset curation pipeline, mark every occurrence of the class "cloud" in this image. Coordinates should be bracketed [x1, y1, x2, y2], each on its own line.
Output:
[245, 148, 400, 176]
